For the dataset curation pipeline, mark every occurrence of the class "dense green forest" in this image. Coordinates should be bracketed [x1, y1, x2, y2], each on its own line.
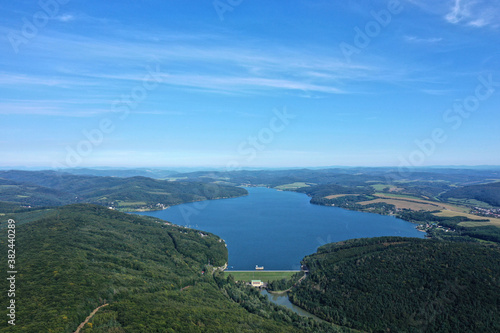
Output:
[309, 194, 396, 215]
[294, 184, 374, 197]
[0, 204, 354, 332]
[212, 274, 353, 333]
[440, 182, 500, 206]
[290, 237, 500, 332]
[1, 204, 228, 332]
[267, 271, 305, 292]
[0, 170, 247, 211]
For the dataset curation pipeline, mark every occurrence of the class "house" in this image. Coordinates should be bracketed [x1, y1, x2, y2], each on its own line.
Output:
[251, 280, 264, 287]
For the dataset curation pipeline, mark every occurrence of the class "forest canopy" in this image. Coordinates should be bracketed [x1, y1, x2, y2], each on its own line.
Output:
[290, 237, 500, 332]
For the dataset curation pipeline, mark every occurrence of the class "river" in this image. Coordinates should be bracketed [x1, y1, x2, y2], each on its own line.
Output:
[260, 289, 324, 321]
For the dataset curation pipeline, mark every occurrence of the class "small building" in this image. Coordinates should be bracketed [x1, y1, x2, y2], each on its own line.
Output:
[251, 280, 264, 287]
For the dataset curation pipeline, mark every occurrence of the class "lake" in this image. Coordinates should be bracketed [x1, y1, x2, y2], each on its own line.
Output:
[137, 187, 425, 270]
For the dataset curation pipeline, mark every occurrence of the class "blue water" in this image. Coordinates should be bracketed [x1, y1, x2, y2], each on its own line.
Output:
[137, 187, 425, 270]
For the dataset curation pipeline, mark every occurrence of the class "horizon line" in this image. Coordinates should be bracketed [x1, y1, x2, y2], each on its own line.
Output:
[1, 165, 500, 170]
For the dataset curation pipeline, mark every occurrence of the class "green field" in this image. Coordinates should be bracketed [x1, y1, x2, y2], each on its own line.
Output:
[374, 192, 423, 200]
[224, 271, 298, 282]
[115, 201, 148, 207]
[370, 184, 405, 191]
[165, 176, 188, 181]
[275, 182, 311, 190]
[370, 184, 390, 191]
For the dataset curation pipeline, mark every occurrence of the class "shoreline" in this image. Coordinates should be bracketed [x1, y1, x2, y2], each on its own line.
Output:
[119, 192, 249, 213]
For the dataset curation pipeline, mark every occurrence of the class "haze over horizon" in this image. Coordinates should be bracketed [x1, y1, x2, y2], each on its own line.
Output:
[2, 0, 500, 168]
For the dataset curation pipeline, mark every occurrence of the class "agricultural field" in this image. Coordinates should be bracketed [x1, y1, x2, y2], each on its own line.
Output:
[374, 193, 425, 200]
[359, 198, 441, 211]
[364, 194, 498, 227]
[435, 210, 500, 227]
[275, 182, 311, 190]
[224, 271, 298, 283]
[114, 201, 148, 207]
[324, 194, 358, 199]
[373, 194, 473, 212]
[370, 184, 404, 192]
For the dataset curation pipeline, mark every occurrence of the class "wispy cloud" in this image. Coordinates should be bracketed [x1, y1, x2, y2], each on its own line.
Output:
[445, 0, 466, 24]
[444, 0, 500, 28]
[0, 14, 467, 117]
[406, 0, 500, 28]
[0, 73, 98, 87]
[0, 101, 103, 117]
[0, 26, 391, 99]
[405, 35, 443, 43]
[421, 88, 454, 95]
[55, 14, 75, 22]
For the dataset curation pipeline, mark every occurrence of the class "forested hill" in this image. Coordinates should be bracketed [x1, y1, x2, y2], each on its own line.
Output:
[290, 237, 500, 332]
[169, 167, 500, 187]
[0, 170, 247, 211]
[0, 204, 306, 332]
[440, 181, 500, 206]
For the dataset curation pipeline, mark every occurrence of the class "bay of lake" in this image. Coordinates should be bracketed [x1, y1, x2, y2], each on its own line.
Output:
[137, 187, 425, 270]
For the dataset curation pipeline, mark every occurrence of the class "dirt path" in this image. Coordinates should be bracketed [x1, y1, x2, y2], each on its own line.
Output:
[74, 304, 109, 333]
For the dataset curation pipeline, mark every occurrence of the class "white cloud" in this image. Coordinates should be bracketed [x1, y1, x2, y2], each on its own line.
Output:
[0, 100, 109, 117]
[406, 0, 499, 28]
[445, 0, 466, 24]
[0, 28, 386, 97]
[405, 36, 443, 43]
[56, 14, 75, 22]
[0, 73, 95, 87]
[444, 0, 500, 28]
[468, 18, 488, 27]
[0, 17, 451, 117]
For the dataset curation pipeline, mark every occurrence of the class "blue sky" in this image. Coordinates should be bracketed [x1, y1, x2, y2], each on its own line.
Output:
[1, 0, 499, 168]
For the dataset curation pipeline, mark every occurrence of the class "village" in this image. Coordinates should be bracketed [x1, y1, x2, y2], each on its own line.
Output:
[470, 206, 500, 218]
[416, 222, 455, 234]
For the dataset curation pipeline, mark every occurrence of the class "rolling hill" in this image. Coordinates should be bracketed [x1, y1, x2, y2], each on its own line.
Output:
[0, 205, 304, 332]
[441, 182, 500, 207]
[290, 237, 500, 332]
[0, 170, 247, 211]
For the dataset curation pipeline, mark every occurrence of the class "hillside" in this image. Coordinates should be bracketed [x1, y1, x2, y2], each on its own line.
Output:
[0, 204, 310, 332]
[441, 182, 500, 207]
[169, 168, 500, 215]
[0, 170, 247, 211]
[290, 237, 500, 332]
[1, 204, 356, 333]
[172, 168, 500, 189]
